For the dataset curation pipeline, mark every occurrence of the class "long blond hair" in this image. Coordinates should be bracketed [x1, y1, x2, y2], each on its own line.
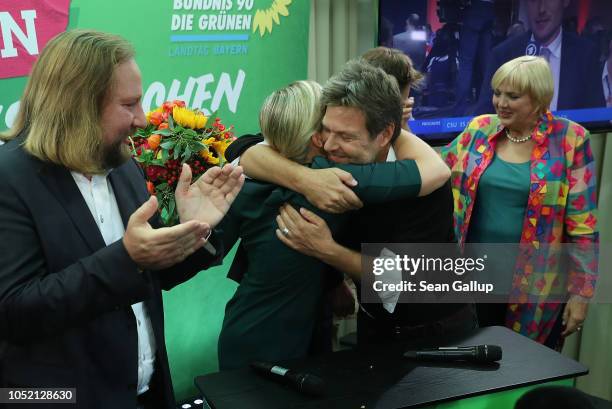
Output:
[259, 80, 323, 163]
[0, 30, 134, 173]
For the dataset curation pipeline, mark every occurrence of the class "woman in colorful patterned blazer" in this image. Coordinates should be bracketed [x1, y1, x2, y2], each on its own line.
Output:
[441, 56, 598, 349]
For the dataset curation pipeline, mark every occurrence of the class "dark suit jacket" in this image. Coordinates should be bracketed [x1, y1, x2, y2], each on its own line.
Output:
[475, 31, 604, 115]
[0, 137, 220, 408]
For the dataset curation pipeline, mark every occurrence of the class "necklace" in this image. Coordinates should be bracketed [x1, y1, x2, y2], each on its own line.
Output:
[505, 128, 532, 143]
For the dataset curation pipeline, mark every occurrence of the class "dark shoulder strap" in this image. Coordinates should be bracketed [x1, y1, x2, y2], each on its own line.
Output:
[225, 133, 264, 162]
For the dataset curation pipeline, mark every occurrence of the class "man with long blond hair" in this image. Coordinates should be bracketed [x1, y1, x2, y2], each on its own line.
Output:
[0, 30, 243, 409]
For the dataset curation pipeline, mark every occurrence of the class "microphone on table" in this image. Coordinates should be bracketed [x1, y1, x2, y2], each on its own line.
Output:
[250, 361, 326, 396]
[404, 344, 502, 363]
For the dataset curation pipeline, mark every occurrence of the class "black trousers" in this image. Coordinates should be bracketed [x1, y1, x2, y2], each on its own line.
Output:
[357, 304, 478, 347]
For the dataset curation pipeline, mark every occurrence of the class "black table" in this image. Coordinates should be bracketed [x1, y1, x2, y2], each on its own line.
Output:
[195, 326, 588, 409]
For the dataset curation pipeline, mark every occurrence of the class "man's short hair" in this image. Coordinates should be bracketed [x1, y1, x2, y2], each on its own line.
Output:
[260, 80, 322, 164]
[361, 46, 424, 93]
[322, 60, 402, 143]
[1, 30, 135, 174]
[491, 56, 554, 115]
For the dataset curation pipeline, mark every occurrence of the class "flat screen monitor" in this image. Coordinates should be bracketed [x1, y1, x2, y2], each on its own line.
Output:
[378, 0, 612, 144]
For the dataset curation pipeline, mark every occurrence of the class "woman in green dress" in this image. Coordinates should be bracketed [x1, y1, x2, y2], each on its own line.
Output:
[217, 80, 449, 370]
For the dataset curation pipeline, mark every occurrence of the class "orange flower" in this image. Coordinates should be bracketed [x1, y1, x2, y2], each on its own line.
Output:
[149, 111, 163, 126]
[147, 134, 161, 150]
[146, 181, 156, 195]
[162, 101, 174, 113]
[158, 122, 169, 130]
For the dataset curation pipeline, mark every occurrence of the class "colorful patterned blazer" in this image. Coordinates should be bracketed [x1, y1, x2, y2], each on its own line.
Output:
[441, 112, 598, 343]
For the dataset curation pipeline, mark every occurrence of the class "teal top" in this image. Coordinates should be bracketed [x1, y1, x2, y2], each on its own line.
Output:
[467, 155, 530, 244]
[217, 156, 421, 370]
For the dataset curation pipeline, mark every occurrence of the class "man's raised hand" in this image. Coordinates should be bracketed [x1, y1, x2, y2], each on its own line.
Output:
[175, 163, 245, 227]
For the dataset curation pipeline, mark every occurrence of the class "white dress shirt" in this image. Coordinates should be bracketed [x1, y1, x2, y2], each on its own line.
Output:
[535, 28, 562, 111]
[71, 171, 156, 395]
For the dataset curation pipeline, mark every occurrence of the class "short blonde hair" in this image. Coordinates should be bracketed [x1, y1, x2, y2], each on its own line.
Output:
[491, 56, 553, 115]
[0, 30, 134, 174]
[259, 80, 322, 164]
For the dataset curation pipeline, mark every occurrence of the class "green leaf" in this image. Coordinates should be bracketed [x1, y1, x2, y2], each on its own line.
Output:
[168, 196, 176, 216]
[141, 150, 153, 162]
[160, 206, 169, 220]
[154, 128, 173, 136]
[173, 144, 183, 159]
[184, 129, 198, 137]
[160, 140, 176, 149]
[168, 115, 175, 129]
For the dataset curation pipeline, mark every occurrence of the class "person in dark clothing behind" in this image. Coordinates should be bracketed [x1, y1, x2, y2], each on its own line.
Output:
[226, 55, 477, 348]
[361, 47, 424, 131]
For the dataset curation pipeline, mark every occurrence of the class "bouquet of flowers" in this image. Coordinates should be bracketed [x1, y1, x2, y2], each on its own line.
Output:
[129, 100, 236, 226]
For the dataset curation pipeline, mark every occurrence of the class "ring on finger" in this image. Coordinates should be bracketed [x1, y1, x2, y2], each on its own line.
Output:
[281, 227, 290, 236]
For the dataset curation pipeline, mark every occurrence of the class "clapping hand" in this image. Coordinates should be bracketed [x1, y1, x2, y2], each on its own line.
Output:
[123, 196, 211, 270]
[175, 163, 245, 227]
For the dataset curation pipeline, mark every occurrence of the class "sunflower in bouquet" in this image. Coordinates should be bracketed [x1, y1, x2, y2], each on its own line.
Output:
[129, 100, 236, 225]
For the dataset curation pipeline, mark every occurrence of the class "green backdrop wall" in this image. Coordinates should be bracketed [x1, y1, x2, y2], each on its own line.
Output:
[0, 0, 309, 400]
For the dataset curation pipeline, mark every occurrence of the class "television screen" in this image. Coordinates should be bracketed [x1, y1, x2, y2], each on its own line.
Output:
[378, 0, 612, 143]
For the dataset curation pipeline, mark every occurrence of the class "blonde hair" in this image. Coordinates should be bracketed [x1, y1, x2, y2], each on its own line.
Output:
[0, 30, 135, 174]
[491, 56, 554, 115]
[259, 80, 322, 163]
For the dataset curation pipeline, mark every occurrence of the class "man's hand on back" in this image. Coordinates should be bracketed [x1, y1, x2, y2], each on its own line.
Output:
[297, 168, 362, 214]
[275, 204, 335, 259]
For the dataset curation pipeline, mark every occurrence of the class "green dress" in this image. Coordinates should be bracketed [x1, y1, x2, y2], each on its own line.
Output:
[467, 155, 530, 243]
[217, 156, 422, 370]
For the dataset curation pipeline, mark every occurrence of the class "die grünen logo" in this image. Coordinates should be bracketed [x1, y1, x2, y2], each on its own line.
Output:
[252, 0, 291, 36]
